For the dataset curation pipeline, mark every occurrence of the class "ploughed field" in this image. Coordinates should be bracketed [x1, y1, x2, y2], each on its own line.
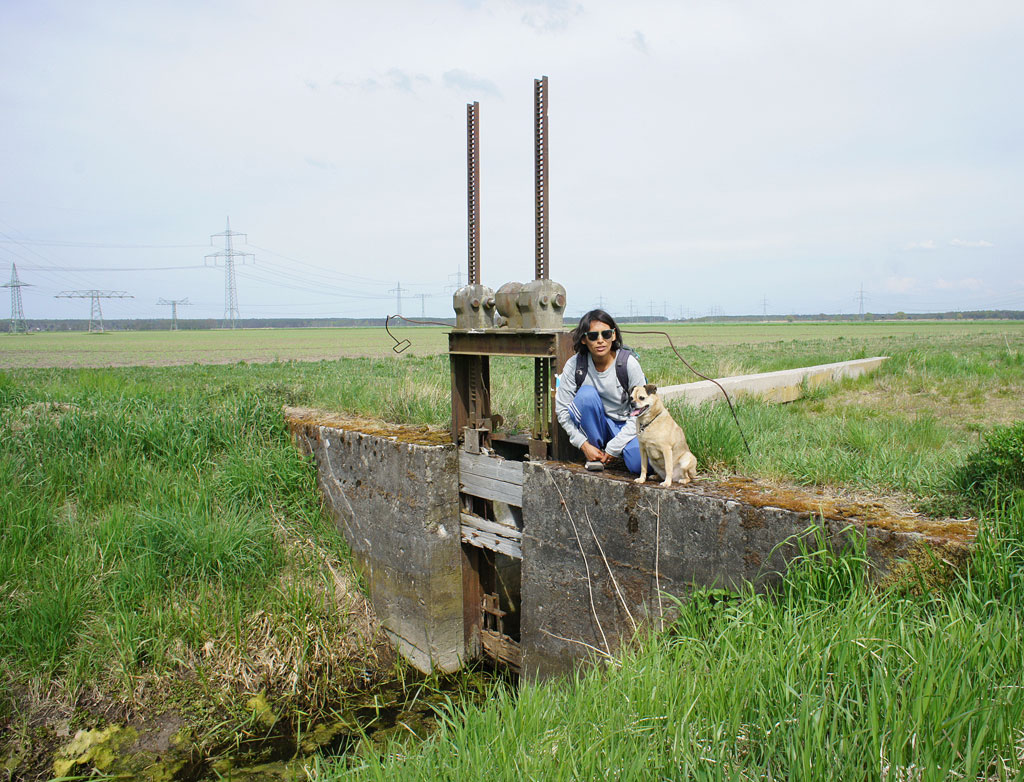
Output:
[2, 320, 1022, 779]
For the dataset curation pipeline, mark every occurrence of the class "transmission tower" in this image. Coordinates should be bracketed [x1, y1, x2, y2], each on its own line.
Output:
[417, 293, 427, 317]
[857, 284, 867, 320]
[205, 217, 253, 329]
[388, 282, 407, 315]
[157, 297, 191, 330]
[55, 290, 133, 333]
[3, 263, 31, 334]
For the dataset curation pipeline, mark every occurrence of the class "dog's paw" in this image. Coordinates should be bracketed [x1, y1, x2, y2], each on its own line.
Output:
[660, 479, 672, 488]
[634, 476, 646, 484]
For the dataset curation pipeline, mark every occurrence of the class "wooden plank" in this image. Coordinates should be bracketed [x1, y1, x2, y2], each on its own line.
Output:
[461, 512, 522, 558]
[461, 545, 483, 656]
[459, 474, 522, 506]
[480, 628, 522, 671]
[459, 451, 524, 484]
[459, 451, 524, 506]
[461, 512, 520, 535]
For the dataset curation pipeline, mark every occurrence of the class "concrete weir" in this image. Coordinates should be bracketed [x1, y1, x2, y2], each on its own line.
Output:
[285, 408, 975, 680]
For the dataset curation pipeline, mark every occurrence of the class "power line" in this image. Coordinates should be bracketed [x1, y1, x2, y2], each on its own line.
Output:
[2, 263, 31, 334]
[0, 239, 207, 249]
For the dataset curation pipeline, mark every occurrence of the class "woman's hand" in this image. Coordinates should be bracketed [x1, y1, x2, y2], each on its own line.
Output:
[581, 441, 610, 464]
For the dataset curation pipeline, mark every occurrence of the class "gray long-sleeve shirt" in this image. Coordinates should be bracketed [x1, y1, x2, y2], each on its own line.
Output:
[555, 351, 647, 457]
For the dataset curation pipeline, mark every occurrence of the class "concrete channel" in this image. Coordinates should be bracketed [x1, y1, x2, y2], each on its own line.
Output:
[285, 356, 975, 680]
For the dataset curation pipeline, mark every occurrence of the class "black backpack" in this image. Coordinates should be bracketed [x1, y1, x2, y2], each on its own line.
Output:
[574, 348, 634, 403]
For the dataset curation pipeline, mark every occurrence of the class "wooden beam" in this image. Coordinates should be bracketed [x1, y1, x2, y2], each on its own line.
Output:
[461, 511, 522, 558]
[459, 451, 524, 506]
[480, 628, 522, 672]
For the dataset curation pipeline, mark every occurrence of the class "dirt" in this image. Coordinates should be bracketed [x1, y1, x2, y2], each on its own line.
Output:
[283, 406, 453, 446]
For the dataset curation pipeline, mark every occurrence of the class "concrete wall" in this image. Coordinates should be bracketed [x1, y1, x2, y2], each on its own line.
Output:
[288, 410, 974, 681]
[660, 357, 888, 405]
[520, 462, 973, 679]
[289, 416, 464, 674]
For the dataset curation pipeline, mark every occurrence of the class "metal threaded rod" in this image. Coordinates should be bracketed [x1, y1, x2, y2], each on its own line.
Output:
[467, 101, 481, 286]
[534, 76, 549, 280]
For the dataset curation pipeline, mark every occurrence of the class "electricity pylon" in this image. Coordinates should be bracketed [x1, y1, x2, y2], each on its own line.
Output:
[388, 281, 407, 316]
[157, 297, 191, 330]
[205, 217, 253, 329]
[55, 290, 133, 333]
[3, 263, 31, 334]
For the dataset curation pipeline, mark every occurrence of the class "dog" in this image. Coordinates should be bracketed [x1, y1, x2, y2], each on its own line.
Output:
[630, 384, 697, 488]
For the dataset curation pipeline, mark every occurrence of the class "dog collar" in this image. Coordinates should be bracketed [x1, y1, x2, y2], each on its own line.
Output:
[637, 409, 666, 433]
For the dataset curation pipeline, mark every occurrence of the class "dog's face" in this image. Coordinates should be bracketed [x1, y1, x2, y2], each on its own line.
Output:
[630, 384, 660, 420]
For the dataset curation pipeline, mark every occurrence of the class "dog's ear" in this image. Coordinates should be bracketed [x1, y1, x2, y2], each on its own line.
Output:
[645, 383, 658, 394]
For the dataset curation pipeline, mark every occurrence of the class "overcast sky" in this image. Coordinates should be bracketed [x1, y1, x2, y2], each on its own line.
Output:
[2, 0, 1022, 322]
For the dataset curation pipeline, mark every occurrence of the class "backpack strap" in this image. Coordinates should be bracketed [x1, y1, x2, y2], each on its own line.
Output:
[574, 352, 588, 392]
[615, 348, 633, 403]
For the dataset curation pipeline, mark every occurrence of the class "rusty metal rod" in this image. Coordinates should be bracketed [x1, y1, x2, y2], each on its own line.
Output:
[534, 76, 548, 280]
[467, 101, 481, 286]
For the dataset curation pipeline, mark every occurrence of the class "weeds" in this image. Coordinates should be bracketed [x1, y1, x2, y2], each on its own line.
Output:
[0, 365, 384, 725]
[332, 501, 1024, 781]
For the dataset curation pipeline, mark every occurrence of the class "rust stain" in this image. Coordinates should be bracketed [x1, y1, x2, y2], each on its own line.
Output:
[738, 505, 765, 530]
[283, 406, 452, 446]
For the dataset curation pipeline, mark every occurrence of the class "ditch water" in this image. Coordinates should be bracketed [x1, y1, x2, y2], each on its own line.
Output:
[54, 668, 500, 782]
[194, 675, 482, 781]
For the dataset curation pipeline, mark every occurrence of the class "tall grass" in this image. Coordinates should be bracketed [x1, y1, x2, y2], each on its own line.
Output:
[0, 365, 367, 721]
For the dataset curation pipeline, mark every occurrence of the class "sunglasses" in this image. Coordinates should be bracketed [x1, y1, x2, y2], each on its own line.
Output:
[586, 329, 615, 341]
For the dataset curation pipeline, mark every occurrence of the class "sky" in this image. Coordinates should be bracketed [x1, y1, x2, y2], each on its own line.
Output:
[2, 0, 1022, 322]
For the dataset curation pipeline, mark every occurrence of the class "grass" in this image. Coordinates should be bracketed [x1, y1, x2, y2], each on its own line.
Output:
[0, 365, 388, 735]
[2, 320, 1022, 775]
[2, 319, 1022, 369]
[327, 499, 1024, 780]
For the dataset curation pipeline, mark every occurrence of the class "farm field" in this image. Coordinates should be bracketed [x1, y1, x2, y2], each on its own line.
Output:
[2, 320, 1023, 778]
[2, 319, 1023, 369]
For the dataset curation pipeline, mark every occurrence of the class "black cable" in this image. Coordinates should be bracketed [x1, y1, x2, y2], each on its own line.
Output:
[384, 314, 456, 353]
[620, 328, 752, 456]
[379, 316, 753, 456]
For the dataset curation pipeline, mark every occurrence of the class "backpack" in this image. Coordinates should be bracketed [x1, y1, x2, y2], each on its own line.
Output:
[574, 348, 634, 403]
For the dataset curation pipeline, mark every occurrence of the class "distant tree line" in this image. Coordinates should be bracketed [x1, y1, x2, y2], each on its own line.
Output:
[3, 311, 1023, 333]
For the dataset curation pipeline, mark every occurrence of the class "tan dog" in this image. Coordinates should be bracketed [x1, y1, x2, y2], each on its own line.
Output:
[630, 384, 697, 487]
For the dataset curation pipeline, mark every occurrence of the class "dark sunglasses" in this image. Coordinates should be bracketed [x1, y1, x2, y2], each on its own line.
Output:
[586, 329, 614, 341]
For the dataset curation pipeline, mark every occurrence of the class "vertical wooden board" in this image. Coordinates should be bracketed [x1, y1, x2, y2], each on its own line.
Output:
[461, 544, 483, 656]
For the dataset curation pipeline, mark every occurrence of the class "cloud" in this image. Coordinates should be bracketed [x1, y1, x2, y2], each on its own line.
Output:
[631, 30, 650, 55]
[935, 277, 984, 291]
[515, 0, 582, 33]
[442, 69, 501, 98]
[304, 79, 318, 91]
[903, 240, 937, 250]
[304, 158, 334, 170]
[885, 276, 917, 293]
[330, 70, 429, 94]
[949, 238, 994, 248]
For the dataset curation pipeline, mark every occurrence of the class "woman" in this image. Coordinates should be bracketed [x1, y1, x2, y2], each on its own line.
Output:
[555, 309, 647, 472]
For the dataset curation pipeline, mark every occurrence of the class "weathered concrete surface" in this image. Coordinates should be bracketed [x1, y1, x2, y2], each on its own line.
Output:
[286, 410, 462, 674]
[660, 357, 888, 405]
[520, 462, 974, 679]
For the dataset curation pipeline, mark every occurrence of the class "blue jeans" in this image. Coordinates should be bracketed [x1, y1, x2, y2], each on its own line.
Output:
[568, 385, 641, 474]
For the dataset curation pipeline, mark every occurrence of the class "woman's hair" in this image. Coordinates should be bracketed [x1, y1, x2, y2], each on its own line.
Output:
[572, 309, 623, 354]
